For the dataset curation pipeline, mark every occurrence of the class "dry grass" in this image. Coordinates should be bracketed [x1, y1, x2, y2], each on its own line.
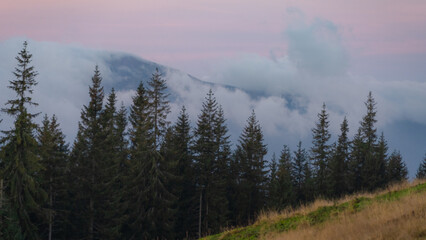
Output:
[268, 181, 426, 240]
[202, 180, 426, 240]
[257, 180, 424, 224]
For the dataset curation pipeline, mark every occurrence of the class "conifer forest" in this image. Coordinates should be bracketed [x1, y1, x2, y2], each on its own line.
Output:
[1, 42, 426, 240]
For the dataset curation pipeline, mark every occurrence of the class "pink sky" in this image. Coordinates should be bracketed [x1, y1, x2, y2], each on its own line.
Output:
[2, 0, 426, 74]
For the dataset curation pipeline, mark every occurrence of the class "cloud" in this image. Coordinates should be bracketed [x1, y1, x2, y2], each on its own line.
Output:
[0, 38, 116, 143]
[206, 9, 426, 134]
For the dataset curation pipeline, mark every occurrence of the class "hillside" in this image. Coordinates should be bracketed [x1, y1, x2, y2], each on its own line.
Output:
[202, 181, 426, 240]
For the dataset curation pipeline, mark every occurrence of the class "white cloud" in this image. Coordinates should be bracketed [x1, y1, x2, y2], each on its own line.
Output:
[0, 38, 113, 142]
[203, 10, 426, 138]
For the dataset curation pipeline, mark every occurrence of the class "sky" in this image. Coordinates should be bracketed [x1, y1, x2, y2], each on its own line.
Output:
[2, 0, 426, 78]
[1, 0, 426, 176]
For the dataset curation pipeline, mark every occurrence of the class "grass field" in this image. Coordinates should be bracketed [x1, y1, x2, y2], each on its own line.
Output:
[202, 180, 426, 240]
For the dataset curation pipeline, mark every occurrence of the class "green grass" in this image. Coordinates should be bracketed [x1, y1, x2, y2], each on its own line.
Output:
[201, 182, 426, 240]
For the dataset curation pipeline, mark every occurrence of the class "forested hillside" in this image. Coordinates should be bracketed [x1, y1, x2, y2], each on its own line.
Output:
[1, 42, 425, 240]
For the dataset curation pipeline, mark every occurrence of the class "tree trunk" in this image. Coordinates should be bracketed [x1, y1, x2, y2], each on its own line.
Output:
[48, 177, 53, 240]
[198, 192, 202, 239]
[206, 200, 209, 235]
[0, 179, 3, 210]
[89, 172, 94, 240]
[0, 179, 3, 227]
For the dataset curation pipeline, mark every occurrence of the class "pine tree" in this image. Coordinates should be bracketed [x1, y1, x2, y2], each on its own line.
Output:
[292, 141, 309, 203]
[125, 82, 150, 239]
[416, 154, 426, 179]
[311, 103, 331, 197]
[347, 129, 364, 193]
[0, 41, 47, 239]
[211, 106, 231, 227]
[276, 145, 295, 208]
[235, 110, 268, 224]
[360, 92, 380, 191]
[329, 117, 350, 197]
[375, 133, 388, 187]
[171, 106, 197, 239]
[267, 153, 279, 210]
[101, 90, 130, 238]
[193, 89, 230, 236]
[387, 150, 408, 183]
[127, 80, 175, 239]
[37, 115, 69, 240]
[69, 66, 107, 239]
[147, 68, 171, 149]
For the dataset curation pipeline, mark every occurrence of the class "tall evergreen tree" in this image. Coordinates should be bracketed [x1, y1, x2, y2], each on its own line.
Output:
[416, 154, 426, 179]
[212, 106, 231, 226]
[267, 153, 279, 210]
[171, 106, 197, 239]
[292, 141, 310, 203]
[375, 133, 389, 187]
[235, 110, 268, 224]
[125, 82, 150, 239]
[101, 90, 130, 238]
[69, 66, 106, 239]
[0, 41, 46, 239]
[193, 89, 230, 236]
[329, 117, 350, 197]
[360, 92, 381, 191]
[347, 129, 364, 193]
[275, 145, 295, 208]
[386, 150, 408, 183]
[311, 103, 331, 197]
[37, 115, 69, 240]
[160, 107, 192, 238]
[127, 80, 175, 239]
[147, 68, 171, 149]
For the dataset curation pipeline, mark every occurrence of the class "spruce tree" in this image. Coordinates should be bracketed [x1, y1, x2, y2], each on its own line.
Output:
[360, 92, 381, 191]
[101, 90, 129, 238]
[347, 129, 364, 193]
[172, 106, 197, 239]
[416, 154, 426, 179]
[0, 41, 46, 239]
[292, 141, 309, 203]
[387, 150, 408, 183]
[147, 68, 170, 149]
[37, 115, 69, 240]
[311, 103, 331, 197]
[329, 117, 350, 197]
[235, 110, 268, 224]
[276, 145, 295, 208]
[125, 82, 150, 239]
[127, 81, 175, 239]
[145, 70, 175, 239]
[267, 153, 279, 210]
[69, 66, 106, 239]
[193, 89, 230, 236]
[375, 133, 388, 187]
[211, 106, 231, 227]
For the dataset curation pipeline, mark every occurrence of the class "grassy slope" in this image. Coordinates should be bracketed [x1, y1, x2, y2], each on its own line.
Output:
[202, 181, 426, 240]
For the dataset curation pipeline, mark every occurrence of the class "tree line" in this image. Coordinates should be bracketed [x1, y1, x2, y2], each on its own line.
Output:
[1, 42, 425, 240]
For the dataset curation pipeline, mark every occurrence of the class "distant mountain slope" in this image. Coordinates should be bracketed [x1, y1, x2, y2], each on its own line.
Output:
[103, 53, 209, 90]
